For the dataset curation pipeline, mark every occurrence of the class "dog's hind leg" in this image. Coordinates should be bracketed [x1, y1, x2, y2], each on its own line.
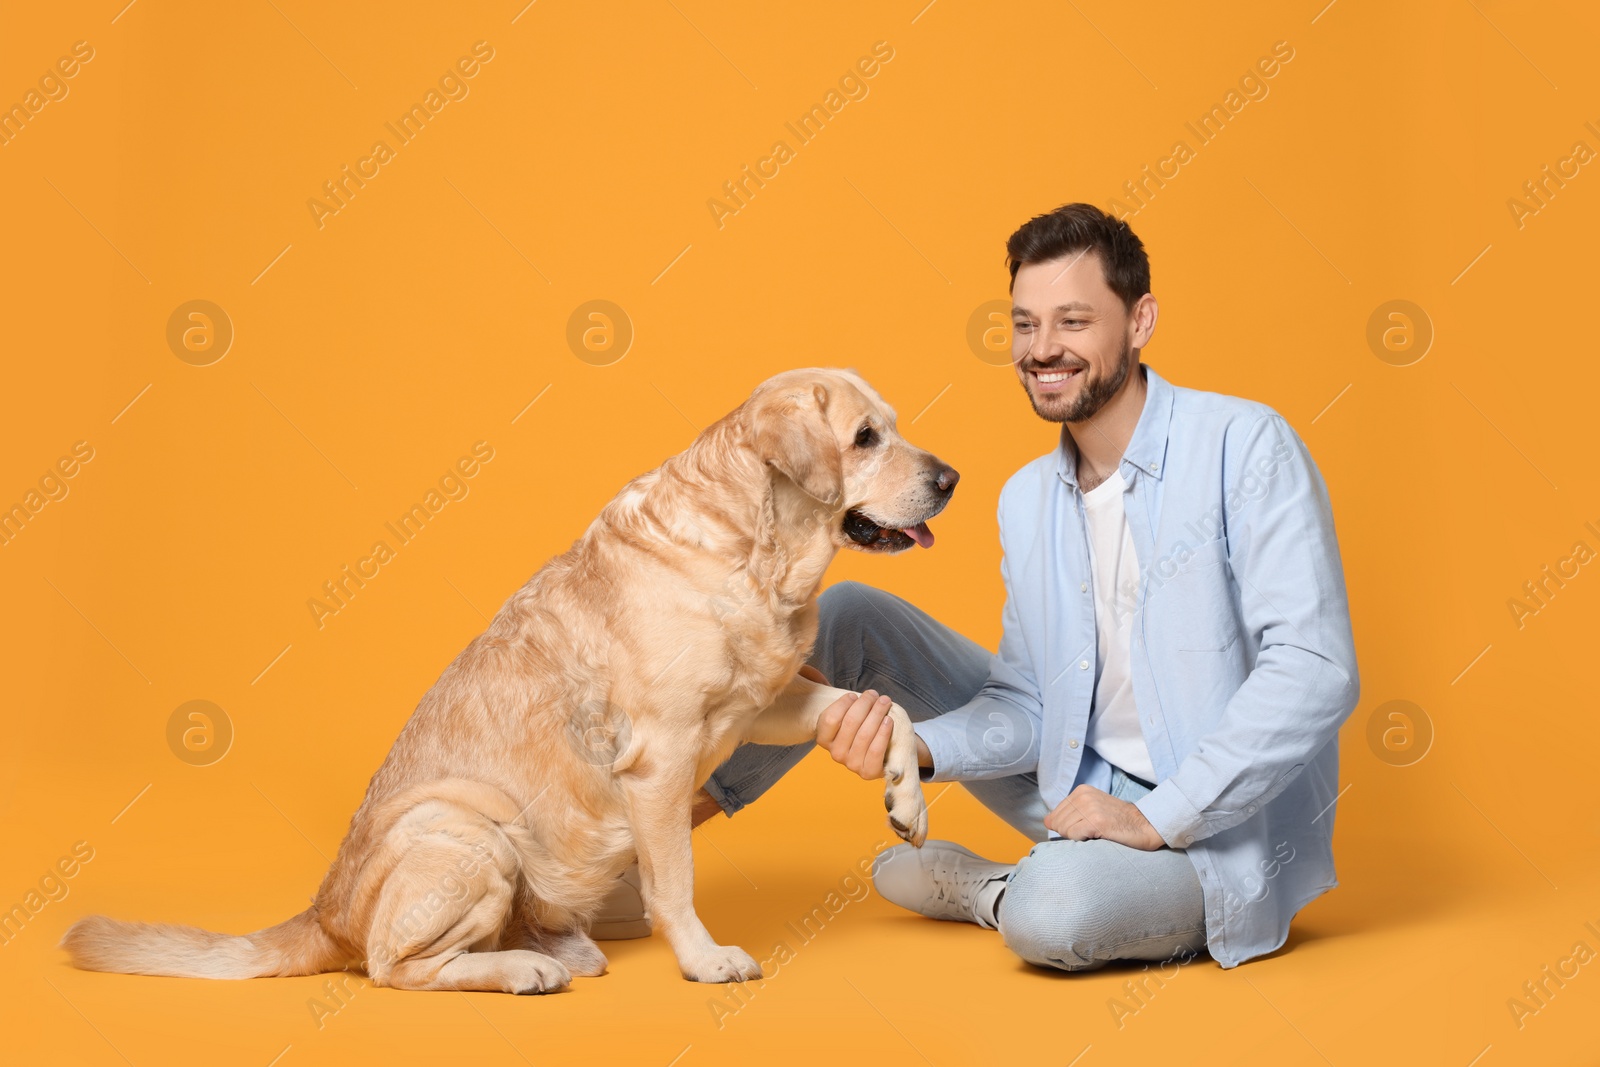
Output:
[363, 808, 571, 994]
[502, 911, 609, 978]
[389, 948, 569, 994]
[530, 928, 608, 978]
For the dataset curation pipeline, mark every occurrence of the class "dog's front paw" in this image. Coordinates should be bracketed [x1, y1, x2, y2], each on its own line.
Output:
[885, 783, 928, 848]
[882, 703, 928, 847]
[680, 944, 763, 984]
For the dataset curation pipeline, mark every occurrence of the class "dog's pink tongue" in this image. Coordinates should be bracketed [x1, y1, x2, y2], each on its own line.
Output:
[902, 522, 935, 548]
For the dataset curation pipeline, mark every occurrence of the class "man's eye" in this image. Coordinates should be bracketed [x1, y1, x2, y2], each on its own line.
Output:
[1062, 318, 1085, 327]
[855, 425, 877, 448]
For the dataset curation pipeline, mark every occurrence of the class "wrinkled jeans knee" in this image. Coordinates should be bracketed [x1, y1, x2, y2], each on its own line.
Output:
[995, 838, 1207, 973]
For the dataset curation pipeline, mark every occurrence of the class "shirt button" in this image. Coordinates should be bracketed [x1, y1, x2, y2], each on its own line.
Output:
[1151, 462, 1160, 472]
[1068, 739, 1079, 748]
[1079, 660, 1089, 670]
[1180, 834, 1193, 846]
[1080, 582, 1088, 593]
[1245, 804, 1257, 815]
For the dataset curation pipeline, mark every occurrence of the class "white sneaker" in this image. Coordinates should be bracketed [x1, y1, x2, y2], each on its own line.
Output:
[590, 862, 652, 940]
[871, 841, 1014, 930]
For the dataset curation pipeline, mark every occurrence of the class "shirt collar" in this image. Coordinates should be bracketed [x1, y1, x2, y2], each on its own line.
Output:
[1053, 361, 1174, 488]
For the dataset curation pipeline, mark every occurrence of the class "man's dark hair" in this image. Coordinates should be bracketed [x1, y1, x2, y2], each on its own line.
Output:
[1005, 202, 1151, 311]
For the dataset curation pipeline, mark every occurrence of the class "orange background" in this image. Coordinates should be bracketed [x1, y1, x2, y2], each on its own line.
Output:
[3, 1, 1598, 1064]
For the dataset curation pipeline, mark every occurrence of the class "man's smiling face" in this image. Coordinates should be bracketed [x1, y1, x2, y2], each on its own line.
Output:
[1010, 250, 1144, 424]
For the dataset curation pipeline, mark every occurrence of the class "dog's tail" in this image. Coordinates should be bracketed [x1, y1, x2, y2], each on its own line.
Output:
[60, 908, 346, 980]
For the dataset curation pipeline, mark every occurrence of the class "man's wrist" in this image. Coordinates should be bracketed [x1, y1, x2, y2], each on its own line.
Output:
[1134, 780, 1206, 849]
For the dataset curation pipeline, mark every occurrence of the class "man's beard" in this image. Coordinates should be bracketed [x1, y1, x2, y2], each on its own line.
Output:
[1020, 337, 1133, 423]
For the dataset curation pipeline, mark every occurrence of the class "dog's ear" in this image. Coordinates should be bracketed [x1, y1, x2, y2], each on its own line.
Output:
[754, 383, 843, 507]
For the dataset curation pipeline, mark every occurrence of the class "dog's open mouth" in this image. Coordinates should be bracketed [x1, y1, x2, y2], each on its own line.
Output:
[842, 509, 935, 551]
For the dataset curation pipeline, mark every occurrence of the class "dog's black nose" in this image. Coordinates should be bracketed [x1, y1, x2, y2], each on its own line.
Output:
[935, 466, 960, 494]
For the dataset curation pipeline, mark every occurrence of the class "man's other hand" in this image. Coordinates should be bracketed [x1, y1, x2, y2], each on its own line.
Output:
[1044, 783, 1167, 850]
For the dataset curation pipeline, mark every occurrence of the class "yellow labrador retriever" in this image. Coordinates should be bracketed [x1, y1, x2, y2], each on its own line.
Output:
[64, 367, 958, 992]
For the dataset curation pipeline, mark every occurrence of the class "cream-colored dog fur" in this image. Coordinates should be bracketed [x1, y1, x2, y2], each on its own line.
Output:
[63, 368, 957, 992]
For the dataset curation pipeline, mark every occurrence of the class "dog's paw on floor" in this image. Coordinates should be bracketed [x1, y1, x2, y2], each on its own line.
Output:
[680, 945, 764, 984]
[502, 951, 573, 994]
[540, 930, 609, 978]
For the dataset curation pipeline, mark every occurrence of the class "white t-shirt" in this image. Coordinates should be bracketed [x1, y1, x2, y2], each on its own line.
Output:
[1080, 469, 1158, 783]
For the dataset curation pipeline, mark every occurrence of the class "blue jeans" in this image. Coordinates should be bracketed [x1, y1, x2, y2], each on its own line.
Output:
[701, 580, 1209, 972]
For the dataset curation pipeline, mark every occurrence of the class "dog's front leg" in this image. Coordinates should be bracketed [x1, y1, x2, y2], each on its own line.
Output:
[617, 759, 763, 983]
[747, 675, 928, 847]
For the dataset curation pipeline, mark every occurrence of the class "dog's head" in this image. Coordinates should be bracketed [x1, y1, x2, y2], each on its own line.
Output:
[745, 368, 959, 553]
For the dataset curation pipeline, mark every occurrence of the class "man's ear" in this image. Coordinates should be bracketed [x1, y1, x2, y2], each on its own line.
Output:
[754, 383, 843, 507]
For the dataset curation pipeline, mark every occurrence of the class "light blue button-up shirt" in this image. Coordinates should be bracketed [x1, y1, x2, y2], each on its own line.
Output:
[915, 361, 1360, 968]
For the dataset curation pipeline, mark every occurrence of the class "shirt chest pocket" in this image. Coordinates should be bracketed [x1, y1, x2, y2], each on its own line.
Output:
[1167, 537, 1238, 652]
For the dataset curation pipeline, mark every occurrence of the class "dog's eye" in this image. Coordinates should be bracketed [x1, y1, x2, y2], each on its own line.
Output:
[854, 424, 877, 448]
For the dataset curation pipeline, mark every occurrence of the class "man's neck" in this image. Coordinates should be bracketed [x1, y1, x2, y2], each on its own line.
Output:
[1066, 362, 1148, 491]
